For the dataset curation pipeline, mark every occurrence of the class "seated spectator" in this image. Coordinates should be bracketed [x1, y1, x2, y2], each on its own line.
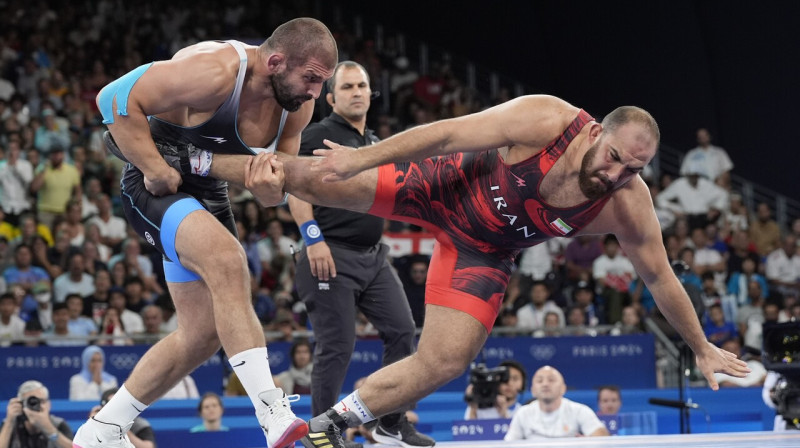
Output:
[89, 388, 156, 448]
[516, 281, 564, 331]
[108, 287, 144, 334]
[64, 294, 96, 341]
[96, 306, 133, 346]
[42, 302, 84, 347]
[564, 236, 603, 286]
[53, 252, 95, 303]
[505, 366, 609, 440]
[0, 291, 25, 346]
[725, 230, 760, 279]
[680, 128, 733, 189]
[139, 305, 164, 344]
[533, 311, 564, 338]
[161, 375, 200, 400]
[3, 243, 50, 323]
[565, 306, 595, 336]
[0, 380, 73, 447]
[275, 339, 313, 396]
[750, 203, 781, 257]
[596, 385, 622, 416]
[83, 269, 112, 326]
[592, 235, 636, 324]
[713, 337, 766, 387]
[571, 281, 601, 326]
[464, 360, 527, 420]
[69, 345, 118, 401]
[736, 280, 766, 350]
[765, 235, 800, 299]
[190, 393, 229, 433]
[728, 258, 769, 307]
[611, 306, 645, 335]
[703, 304, 738, 347]
[656, 168, 728, 230]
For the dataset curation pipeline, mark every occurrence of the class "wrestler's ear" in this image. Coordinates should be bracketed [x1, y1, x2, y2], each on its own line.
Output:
[326, 92, 335, 107]
[266, 53, 286, 72]
[588, 122, 604, 141]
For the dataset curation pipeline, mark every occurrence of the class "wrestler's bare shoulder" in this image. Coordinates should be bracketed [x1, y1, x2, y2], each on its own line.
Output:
[501, 95, 584, 162]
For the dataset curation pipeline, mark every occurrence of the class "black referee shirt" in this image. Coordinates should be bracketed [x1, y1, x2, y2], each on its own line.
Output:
[298, 113, 385, 249]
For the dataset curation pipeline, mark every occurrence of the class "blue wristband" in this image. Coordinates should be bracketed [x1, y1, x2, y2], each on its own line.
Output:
[300, 220, 324, 246]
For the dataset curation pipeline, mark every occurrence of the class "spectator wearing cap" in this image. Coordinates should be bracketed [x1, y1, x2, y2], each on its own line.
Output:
[29, 143, 81, 229]
[69, 345, 118, 401]
[89, 388, 156, 448]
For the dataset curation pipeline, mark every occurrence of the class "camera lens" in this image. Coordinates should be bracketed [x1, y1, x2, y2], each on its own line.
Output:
[25, 396, 41, 411]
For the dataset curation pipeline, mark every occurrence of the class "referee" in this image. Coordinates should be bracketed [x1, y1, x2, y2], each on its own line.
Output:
[288, 61, 433, 448]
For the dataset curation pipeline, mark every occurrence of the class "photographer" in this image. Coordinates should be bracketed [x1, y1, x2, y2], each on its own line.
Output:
[0, 380, 72, 448]
[464, 360, 527, 420]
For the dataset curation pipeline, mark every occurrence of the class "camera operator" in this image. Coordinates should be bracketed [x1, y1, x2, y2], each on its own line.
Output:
[0, 380, 73, 448]
[464, 360, 527, 420]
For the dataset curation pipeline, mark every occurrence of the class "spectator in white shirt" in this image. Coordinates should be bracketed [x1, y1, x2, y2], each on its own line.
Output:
[680, 128, 734, 189]
[0, 292, 25, 346]
[69, 345, 118, 401]
[52, 252, 95, 303]
[0, 140, 33, 223]
[657, 169, 729, 230]
[765, 235, 800, 298]
[593, 235, 636, 324]
[516, 282, 565, 331]
[108, 287, 144, 334]
[87, 194, 127, 249]
[505, 366, 608, 440]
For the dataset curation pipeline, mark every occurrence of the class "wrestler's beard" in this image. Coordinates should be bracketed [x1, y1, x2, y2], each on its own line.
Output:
[578, 142, 612, 201]
[270, 71, 312, 112]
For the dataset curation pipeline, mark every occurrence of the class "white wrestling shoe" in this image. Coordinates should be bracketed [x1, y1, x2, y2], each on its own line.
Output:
[72, 417, 134, 448]
[257, 389, 309, 448]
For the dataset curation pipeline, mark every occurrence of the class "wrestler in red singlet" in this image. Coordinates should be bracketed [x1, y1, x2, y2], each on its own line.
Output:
[369, 110, 607, 330]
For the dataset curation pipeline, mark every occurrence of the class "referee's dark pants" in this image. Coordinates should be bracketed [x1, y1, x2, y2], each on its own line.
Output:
[296, 241, 417, 416]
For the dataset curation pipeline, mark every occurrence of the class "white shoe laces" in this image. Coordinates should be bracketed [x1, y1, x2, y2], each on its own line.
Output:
[267, 394, 301, 427]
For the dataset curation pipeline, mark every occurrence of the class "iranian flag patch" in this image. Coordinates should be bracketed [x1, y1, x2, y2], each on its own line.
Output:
[550, 218, 573, 235]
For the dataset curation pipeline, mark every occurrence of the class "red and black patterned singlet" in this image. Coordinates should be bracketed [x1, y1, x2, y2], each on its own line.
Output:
[369, 110, 609, 330]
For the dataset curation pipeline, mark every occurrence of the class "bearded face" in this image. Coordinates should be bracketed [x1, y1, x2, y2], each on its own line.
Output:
[269, 69, 312, 112]
[578, 140, 612, 200]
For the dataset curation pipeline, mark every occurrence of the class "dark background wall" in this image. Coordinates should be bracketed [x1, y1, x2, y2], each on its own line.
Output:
[342, 0, 800, 197]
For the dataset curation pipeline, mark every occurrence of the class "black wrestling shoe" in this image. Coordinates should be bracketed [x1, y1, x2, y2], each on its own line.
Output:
[372, 414, 435, 447]
[300, 409, 349, 448]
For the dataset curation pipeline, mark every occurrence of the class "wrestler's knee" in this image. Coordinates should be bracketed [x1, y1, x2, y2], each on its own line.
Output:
[415, 342, 473, 384]
[192, 241, 248, 283]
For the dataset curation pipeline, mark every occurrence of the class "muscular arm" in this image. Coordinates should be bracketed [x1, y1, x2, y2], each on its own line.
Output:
[99, 46, 233, 181]
[315, 95, 578, 179]
[598, 179, 749, 388]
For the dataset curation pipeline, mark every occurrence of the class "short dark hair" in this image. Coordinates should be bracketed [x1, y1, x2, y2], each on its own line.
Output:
[197, 392, 223, 414]
[261, 18, 338, 69]
[326, 61, 369, 93]
[499, 360, 528, 392]
[601, 106, 660, 143]
[0, 292, 15, 303]
[597, 384, 621, 401]
[65, 293, 83, 303]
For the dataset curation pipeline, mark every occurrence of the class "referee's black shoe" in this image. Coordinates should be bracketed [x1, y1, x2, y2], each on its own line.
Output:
[371, 413, 435, 447]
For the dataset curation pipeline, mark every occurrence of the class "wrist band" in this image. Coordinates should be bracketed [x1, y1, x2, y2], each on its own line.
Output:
[300, 220, 324, 246]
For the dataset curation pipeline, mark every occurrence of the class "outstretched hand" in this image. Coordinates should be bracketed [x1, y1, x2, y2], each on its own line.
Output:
[695, 341, 751, 390]
[311, 139, 362, 182]
[244, 152, 286, 207]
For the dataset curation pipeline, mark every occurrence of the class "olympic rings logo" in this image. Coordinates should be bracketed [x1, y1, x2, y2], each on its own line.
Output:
[109, 353, 141, 370]
[529, 344, 556, 360]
